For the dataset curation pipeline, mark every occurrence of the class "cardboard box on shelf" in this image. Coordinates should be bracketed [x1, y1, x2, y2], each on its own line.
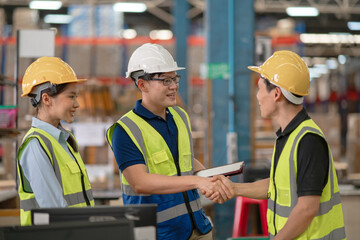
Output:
[309, 113, 341, 162]
[12, 8, 38, 35]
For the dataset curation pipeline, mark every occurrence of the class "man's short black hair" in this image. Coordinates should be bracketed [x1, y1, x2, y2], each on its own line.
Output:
[262, 77, 277, 92]
[130, 71, 162, 88]
[262, 76, 302, 99]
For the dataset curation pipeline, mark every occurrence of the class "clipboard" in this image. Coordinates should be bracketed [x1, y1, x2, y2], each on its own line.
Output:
[194, 161, 245, 178]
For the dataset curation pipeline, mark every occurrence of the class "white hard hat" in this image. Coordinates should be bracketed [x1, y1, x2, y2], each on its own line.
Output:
[126, 43, 185, 78]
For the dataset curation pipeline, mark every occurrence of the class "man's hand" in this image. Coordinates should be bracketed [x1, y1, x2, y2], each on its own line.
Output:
[196, 177, 220, 201]
[196, 175, 235, 204]
[211, 175, 236, 203]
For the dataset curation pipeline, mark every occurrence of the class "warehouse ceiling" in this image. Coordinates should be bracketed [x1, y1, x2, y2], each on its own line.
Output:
[1, 0, 360, 34]
[1, 0, 360, 18]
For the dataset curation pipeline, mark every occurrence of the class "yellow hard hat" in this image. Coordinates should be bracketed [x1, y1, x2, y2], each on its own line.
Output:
[21, 56, 86, 97]
[248, 50, 309, 96]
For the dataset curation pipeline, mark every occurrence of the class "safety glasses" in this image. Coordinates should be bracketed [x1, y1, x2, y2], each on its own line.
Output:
[150, 75, 181, 86]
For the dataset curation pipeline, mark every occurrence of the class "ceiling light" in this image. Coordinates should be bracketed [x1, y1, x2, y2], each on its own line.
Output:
[113, 2, 147, 13]
[338, 55, 347, 65]
[44, 14, 73, 24]
[122, 29, 137, 39]
[29, 1, 62, 10]
[286, 7, 319, 17]
[149, 30, 173, 40]
[300, 33, 360, 44]
[326, 59, 338, 70]
[348, 21, 360, 31]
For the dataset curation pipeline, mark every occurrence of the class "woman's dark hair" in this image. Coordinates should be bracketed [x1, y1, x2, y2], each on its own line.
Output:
[46, 83, 69, 97]
[35, 83, 69, 108]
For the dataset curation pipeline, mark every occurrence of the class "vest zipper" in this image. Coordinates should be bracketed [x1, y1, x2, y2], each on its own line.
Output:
[69, 149, 91, 206]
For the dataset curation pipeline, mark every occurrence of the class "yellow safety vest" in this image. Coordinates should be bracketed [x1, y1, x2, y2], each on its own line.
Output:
[267, 119, 346, 239]
[17, 128, 94, 226]
[107, 106, 212, 239]
[107, 106, 194, 189]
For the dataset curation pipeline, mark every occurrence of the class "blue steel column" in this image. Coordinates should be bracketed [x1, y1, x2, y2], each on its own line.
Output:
[173, 0, 189, 105]
[206, 0, 254, 239]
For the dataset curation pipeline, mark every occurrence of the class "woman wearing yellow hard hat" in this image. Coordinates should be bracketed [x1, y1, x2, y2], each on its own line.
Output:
[17, 57, 94, 226]
[213, 51, 346, 240]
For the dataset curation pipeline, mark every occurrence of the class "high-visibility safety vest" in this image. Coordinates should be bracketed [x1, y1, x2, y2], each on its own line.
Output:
[17, 128, 94, 226]
[268, 119, 346, 240]
[107, 106, 212, 240]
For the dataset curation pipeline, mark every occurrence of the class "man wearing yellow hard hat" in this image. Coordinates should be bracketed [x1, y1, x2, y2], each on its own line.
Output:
[17, 57, 94, 226]
[214, 51, 346, 239]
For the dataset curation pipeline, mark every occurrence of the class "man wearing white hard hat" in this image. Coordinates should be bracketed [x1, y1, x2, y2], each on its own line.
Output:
[106, 43, 231, 240]
[214, 51, 346, 240]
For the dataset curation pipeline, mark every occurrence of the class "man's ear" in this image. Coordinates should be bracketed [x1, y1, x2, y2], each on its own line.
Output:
[274, 87, 282, 102]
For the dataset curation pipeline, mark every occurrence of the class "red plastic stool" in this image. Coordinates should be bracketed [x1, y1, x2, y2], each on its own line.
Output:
[232, 196, 268, 237]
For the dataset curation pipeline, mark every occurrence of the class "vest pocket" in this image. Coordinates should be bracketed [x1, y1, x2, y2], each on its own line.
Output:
[151, 150, 172, 175]
[277, 187, 291, 206]
[66, 161, 81, 174]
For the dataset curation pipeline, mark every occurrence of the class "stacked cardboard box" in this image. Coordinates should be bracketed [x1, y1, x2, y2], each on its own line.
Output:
[310, 113, 341, 163]
[12, 8, 38, 35]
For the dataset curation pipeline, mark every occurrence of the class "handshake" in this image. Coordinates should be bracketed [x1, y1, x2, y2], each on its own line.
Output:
[197, 175, 236, 204]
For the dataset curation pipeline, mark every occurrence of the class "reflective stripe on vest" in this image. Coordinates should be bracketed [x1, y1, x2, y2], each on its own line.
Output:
[20, 189, 94, 212]
[29, 132, 63, 187]
[268, 122, 346, 240]
[157, 198, 202, 223]
[172, 106, 195, 165]
[270, 227, 346, 240]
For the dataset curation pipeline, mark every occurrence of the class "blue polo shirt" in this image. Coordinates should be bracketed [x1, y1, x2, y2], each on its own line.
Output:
[112, 100, 179, 172]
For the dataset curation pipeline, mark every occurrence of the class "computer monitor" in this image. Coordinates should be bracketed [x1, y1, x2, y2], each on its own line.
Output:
[31, 204, 157, 240]
[0, 220, 134, 240]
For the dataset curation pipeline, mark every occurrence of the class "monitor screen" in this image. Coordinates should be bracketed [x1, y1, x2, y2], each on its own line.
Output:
[31, 204, 157, 240]
[0, 220, 134, 240]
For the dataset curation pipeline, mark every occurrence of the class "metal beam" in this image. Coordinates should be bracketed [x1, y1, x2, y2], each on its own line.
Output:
[206, 0, 254, 239]
[172, 0, 189, 105]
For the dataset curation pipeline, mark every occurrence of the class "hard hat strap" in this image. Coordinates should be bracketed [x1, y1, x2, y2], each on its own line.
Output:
[270, 81, 303, 105]
[29, 82, 58, 107]
[131, 70, 158, 87]
[279, 88, 303, 105]
[261, 75, 303, 105]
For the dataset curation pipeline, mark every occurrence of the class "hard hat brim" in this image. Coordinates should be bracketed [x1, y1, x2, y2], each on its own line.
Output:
[248, 66, 261, 74]
[248, 66, 271, 81]
[21, 78, 87, 97]
[126, 67, 185, 78]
